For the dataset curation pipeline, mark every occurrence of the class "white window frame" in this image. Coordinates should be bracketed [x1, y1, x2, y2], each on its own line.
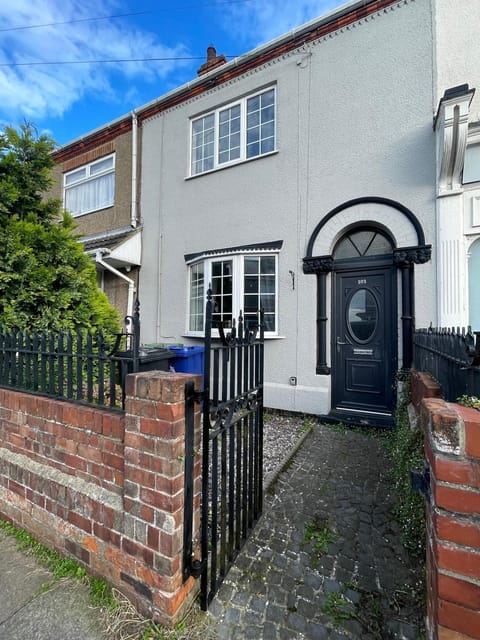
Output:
[64, 153, 115, 217]
[189, 87, 276, 176]
[186, 251, 279, 337]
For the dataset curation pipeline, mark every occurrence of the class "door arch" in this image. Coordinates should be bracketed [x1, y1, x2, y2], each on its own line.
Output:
[303, 197, 431, 426]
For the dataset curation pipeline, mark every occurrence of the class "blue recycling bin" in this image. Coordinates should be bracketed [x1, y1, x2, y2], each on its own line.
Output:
[168, 345, 205, 375]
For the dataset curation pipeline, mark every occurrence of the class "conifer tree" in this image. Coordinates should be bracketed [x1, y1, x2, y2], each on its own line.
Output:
[0, 123, 120, 333]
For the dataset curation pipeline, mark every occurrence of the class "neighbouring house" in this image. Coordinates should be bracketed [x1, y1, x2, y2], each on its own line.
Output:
[50, 0, 480, 427]
[49, 116, 142, 320]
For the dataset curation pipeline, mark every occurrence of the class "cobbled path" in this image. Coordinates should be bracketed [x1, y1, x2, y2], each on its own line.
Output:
[206, 424, 424, 639]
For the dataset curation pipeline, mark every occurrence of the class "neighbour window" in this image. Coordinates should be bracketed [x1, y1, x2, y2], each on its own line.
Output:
[469, 239, 480, 331]
[64, 154, 115, 216]
[464, 143, 480, 184]
[190, 87, 276, 175]
[187, 252, 278, 334]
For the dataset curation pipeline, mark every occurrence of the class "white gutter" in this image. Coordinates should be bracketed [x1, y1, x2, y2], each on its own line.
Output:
[131, 112, 138, 228]
[93, 249, 136, 320]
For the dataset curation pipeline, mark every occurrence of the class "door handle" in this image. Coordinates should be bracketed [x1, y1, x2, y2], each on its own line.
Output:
[336, 338, 348, 346]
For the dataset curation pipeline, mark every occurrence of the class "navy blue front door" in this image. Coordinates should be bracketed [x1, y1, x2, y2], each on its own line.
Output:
[332, 265, 397, 418]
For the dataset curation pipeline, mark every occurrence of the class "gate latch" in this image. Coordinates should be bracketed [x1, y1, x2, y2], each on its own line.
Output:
[188, 557, 205, 579]
[185, 383, 206, 404]
[410, 463, 430, 500]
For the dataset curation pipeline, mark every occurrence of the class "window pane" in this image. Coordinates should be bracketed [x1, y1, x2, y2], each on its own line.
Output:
[261, 89, 275, 107]
[260, 294, 275, 312]
[263, 315, 275, 332]
[65, 167, 86, 185]
[247, 95, 260, 112]
[247, 128, 259, 144]
[244, 258, 258, 274]
[262, 121, 275, 139]
[261, 138, 275, 154]
[247, 142, 259, 158]
[260, 275, 275, 293]
[244, 295, 258, 313]
[90, 156, 114, 175]
[261, 105, 275, 124]
[261, 256, 275, 273]
[247, 111, 259, 128]
[244, 276, 258, 293]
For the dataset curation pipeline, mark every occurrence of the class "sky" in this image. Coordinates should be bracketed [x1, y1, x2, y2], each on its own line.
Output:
[0, 0, 347, 147]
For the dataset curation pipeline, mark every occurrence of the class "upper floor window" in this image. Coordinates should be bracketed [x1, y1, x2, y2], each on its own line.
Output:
[464, 143, 480, 184]
[187, 250, 279, 335]
[64, 154, 115, 216]
[190, 87, 276, 176]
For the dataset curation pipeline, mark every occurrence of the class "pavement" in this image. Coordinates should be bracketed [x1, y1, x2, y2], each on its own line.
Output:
[0, 532, 104, 640]
[0, 423, 425, 640]
[207, 424, 425, 639]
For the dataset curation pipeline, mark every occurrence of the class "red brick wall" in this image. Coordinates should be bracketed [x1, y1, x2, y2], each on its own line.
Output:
[411, 371, 480, 640]
[0, 388, 125, 494]
[0, 371, 201, 626]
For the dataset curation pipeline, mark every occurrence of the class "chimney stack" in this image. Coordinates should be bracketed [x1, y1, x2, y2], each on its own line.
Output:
[197, 45, 227, 76]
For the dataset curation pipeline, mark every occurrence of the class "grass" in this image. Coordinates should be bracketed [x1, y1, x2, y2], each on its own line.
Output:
[0, 518, 216, 639]
[0, 519, 88, 582]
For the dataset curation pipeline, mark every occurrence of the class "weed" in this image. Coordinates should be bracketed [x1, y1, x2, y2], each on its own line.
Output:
[323, 421, 348, 434]
[386, 375, 426, 557]
[457, 394, 480, 410]
[302, 515, 336, 567]
[89, 577, 118, 612]
[321, 592, 353, 625]
[299, 416, 315, 434]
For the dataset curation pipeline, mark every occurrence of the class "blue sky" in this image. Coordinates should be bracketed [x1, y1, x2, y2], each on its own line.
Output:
[0, 0, 346, 146]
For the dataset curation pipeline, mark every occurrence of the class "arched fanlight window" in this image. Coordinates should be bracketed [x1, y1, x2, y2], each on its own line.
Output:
[469, 239, 480, 331]
[334, 228, 393, 259]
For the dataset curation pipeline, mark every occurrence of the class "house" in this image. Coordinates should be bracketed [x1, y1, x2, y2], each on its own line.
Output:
[51, 0, 480, 426]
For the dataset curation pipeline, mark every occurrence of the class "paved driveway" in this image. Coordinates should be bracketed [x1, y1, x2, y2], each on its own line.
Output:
[207, 424, 424, 639]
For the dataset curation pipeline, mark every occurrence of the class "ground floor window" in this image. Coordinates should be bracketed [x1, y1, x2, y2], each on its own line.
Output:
[187, 252, 278, 335]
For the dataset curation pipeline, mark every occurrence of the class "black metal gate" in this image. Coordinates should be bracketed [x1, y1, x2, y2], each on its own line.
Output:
[183, 291, 264, 610]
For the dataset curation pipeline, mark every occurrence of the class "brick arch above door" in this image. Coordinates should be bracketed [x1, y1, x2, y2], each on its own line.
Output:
[304, 196, 429, 262]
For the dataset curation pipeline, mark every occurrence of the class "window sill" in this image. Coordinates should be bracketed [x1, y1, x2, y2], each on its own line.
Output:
[185, 150, 278, 180]
[70, 204, 114, 218]
[182, 333, 285, 341]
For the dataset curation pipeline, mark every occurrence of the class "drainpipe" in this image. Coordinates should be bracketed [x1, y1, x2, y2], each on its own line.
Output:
[131, 112, 138, 228]
[94, 249, 136, 320]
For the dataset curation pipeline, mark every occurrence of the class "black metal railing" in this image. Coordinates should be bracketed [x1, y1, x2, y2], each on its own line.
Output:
[0, 302, 141, 410]
[413, 326, 480, 401]
[183, 291, 265, 610]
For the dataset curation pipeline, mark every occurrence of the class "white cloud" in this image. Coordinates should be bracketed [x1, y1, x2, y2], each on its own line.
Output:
[221, 0, 345, 47]
[0, 0, 191, 122]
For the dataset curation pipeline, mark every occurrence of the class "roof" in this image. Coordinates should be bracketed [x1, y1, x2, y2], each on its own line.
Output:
[80, 226, 138, 252]
[53, 0, 402, 161]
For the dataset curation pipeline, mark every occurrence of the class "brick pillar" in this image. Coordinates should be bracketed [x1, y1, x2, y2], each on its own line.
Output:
[122, 370, 202, 626]
[419, 395, 480, 640]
